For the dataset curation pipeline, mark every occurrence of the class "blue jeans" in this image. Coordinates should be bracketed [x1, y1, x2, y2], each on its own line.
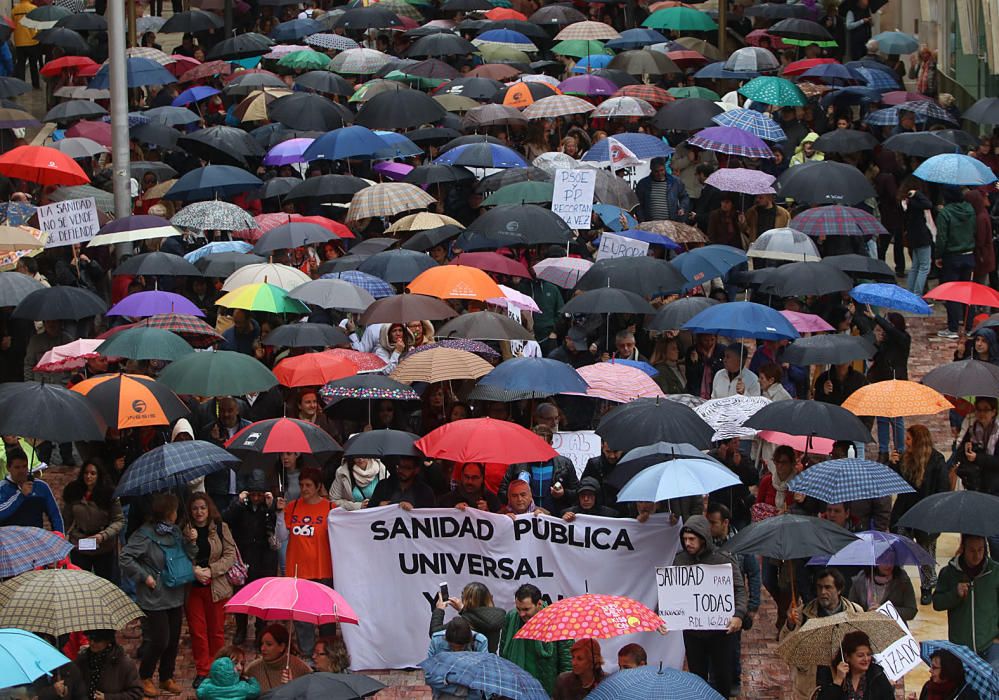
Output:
[876, 417, 904, 454]
[985, 642, 999, 673]
[941, 253, 975, 332]
[906, 246, 931, 295]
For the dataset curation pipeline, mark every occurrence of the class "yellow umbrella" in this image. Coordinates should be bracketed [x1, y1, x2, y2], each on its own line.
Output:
[842, 379, 952, 418]
[234, 87, 293, 123]
[387, 212, 463, 233]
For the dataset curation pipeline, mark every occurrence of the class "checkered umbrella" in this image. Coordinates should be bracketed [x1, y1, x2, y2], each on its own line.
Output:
[712, 108, 786, 141]
[135, 313, 222, 347]
[172, 201, 256, 232]
[920, 641, 999, 699]
[52, 0, 85, 12]
[112, 440, 241, 498]
[864, 106, 927, 127]
[329, 48, 391, 75]
[346, 182, 435, 222]
[613, 83, 673, 107]
[522, 94, 594, 119]
[853, 65, 900, 91]
[421, 652, 548, 700]
[790, 205, 888, 238]
[704, 167, 775, 195]
[0, 527, 74, 578]
[591, 96, 656, 119]
[688, 125, 774, 158]
[124, 46, 174, 65]
[554, 20, 620, 41]
[305, 33, 359, 51]
[0, 568, 142, 636]
[320, 271, 395, 298]
[788, 458, 914, 503]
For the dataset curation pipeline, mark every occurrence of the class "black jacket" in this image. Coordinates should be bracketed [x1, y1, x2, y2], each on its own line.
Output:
[500, 457, 579, 514]
[867, 314, 911, 382]
[581, 455, 630, 516]
[430, 605, 507, 653]
[223, 497, 278, 582]
[368, 474, 436, 509]
[890, 449, 949, 528]
[685, 344, 726, 398]
[816, 662, 894, 700]
[903, 190, 933, 249]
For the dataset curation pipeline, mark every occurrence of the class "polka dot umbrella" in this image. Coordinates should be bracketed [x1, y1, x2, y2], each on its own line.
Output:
[513, 593, 664, 641]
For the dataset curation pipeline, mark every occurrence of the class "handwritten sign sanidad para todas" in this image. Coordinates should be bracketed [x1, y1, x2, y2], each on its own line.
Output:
[656, 563, 735, 631]
[38, 197, 100, 248]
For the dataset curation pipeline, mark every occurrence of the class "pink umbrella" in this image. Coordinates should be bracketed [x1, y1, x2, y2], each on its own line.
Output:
[533, 257, 592, 288]
[34, 339, 105, 373]
[322, 348, 386, 373]
[225, 576, 359, 625]
[488, 284, 541, 313]
[66, 120, 112, 148]
[780, 310, 834, 333]
[758, 430, 834, 455]
[563, 361, 664, 403]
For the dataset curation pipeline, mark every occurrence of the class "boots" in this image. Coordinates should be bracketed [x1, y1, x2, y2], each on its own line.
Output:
[159, 679, 180, 695]
[920, 586, 933, 606]
[141, 679, 158, 698]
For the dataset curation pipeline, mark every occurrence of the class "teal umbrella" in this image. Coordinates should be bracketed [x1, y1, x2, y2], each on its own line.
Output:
[738, 76, 807, 107]
[277, 50, 331, 71]
[482, 181, 554, 205]
[643, 6, 717, 32]
[157, 350, 278, 396]
[96, 327, 196, 361]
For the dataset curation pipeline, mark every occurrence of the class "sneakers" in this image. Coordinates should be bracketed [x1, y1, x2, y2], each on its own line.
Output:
[921, 587, 933, 605]
[937, 330, 959, 339]
[141, 679, 158, 698]
[159, 679, 181, 695]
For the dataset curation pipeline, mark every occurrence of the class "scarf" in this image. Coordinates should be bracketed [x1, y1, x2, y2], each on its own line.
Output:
[771, 470, 792, 511]
[351, 460, 381, 489]
[971, 419, 998, 454]
[916, 59, 933, 95]
[154, 522, 174, 536]
[925, 679, 959, 700]
[86, 646, 112, 698]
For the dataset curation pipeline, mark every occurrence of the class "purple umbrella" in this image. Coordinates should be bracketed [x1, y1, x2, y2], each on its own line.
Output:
[107, 291, 205, 318]
[557, 75, 617, 97]
[704, 167, 776, 195]
[372, 161, 414, 182]
[807, 530, 935, 567]
[687, 125, 775, 159]
[263, 138, 316, 166]
[172, 86, 221, 107]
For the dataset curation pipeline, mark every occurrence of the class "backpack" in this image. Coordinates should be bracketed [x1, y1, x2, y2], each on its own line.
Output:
[148, 527, 194, 588]
[215, 522, 248, 586]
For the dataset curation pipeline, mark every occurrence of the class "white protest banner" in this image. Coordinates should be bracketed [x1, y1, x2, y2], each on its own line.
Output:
[655, 563, 735, 631]
[551, 168, 596, 230]
[873, 601, 923, 681]
[38, 198, 100, 248]
[595, 232, 650, 262]
[329, 507, 684, 671]
[551, 430, 601, 478]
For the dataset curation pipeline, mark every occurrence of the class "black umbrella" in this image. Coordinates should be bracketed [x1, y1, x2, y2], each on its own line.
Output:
[562, 288, 656, 315]
[443, 0, 493, 10]
[407, 126, 462, 147]
[13, 286, 107, 320]
[356, 249, 438, 284]
[160, 9, 222, 33]
[963, 97, 999, 125]
[596, 397, 714, 451]
[592, 69, 640, 87]
[56, 12, 108, 31]
[268, 92, 352, 131]
[43, 99, 107, 123]
[608, 50, 680, 77]
[813, 129, 879, 154]
[744, 399, 871, 442]
[256, 176, 300, 200]
[355, 90, 447, 130]
[36, 27, 88, 54]
[407, 58, 461, 81]
[177, 126, 265, 167]
[254, 223, 335, 255]
[781, 334, 876, 366]
[607, 442, 723, 489]
[530, 4, 587, 24]
[653, 98, 723, 131]
[437, 77, 504, 102]
[131, 122, 180, 151]
[318, 256, 367, 275]
[195, 252, 266, 277]
[575, 257, 687, 298]
[207, 32, 273, 61]
[494, 81, 558, 105]
[335, 6, 403, 30]
[761, 260, 854, 297]
[896, 491, 999, 537]
[349, 238, 397, 256]
[403, 164, 474, 186]
[462, 204, 572, 248]
[768, 18, 835, 42]
[262, 323, 350, 348]
[0, 271, 45, 306]
[921, 359, 999, 399]
[475, 166, 551, 192]
[400, 225, 463, 252]
[359, 294, 457, 325]
[114, 251, 202, 277]
[436, 310, 533, 341]
[776, 161, 876, 206]
[647, 297, 720, 331]
[440, 134, 507, 154]
[407, 32, 477, 58]
[0, 77, 30, 99]
[745, 2, 813, 19]
[883, 131, 962, 158]
[223, 71, 288, 97]
[284, 174, 370, 202]
[343, 429, 422, 458]
[822, 253, 895, 280]
[294, 71, 353, 97]
[721, 513, 859, 559]
[0, 382, 105, 442]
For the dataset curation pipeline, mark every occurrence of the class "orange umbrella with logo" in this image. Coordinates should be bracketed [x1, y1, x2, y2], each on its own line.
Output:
[408, 265, 503, 301]
[842, 380, 952, 418]
[499, 81, 560, 108]
[273, 353, 358, 387]
[71, 373, 189, 428]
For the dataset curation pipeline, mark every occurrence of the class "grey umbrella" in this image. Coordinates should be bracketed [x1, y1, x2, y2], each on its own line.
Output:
[129, 160, 177, 180]
[172, 201, 257, 232]
[287, 278, 376, 312]
[0, 271, 45, 306]
[51, 137, 107, 159]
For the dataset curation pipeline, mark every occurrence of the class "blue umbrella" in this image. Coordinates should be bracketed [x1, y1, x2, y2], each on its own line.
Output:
[820, 85, 883, 108]
[801, 63, 864, 84]
[786, 457, 915, 504]
[112, 440, 241, 499]
[606, 28, 668, 51]
[611, 358, 658, 376]
[683, 301, 799, 341]
[711, 108, 786, 141]
[864, 106, 928, 127]
[434, 142, 527, 169]
[184, 240, 253, 262]
[171, 85, 220, 107]
[616, 457, 742, 502]
[420, 652, 548, 700]
[476, 29, 534, 47]
[807, 530, 936, 567]
[0, 628, 72, 688]
[582, 132, 673, 161]
[271, 17, 322, 41]
[851, 282, 932, 315]
[304, 125, 389, 162]
[0, 526, 74, 579]
[163, 165, 263, 200]
[597, 228, 680, 250]
[321, 270, 395, 298]
[572, 54, 613, 73]
[920, 640, 999, 699]
[873, 31, 919, 55]
[914, 153, 998, 186]
[373, 130, 423, 158]
[89, 57, 176, 89]
[587, 665, 724, 700]
[694, 61, 759, 80]
[853, 65, 901, 91]
[592, 203, 638, 232]
[672, 245, 747, 286]
[477, 357, 588, 397]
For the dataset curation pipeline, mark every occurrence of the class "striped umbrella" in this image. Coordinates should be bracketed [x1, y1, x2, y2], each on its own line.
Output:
[687, 125, 775, 159]
[712, 107, 786, 141]
[71, 372, 189, 429]
[216, 282, 311, 314]
[613, 83, 673, 107]
[0, 527, 73, 579]
[345, 182, 435, 222]
[391, 347, 493, 383]
[565, 362, 664, 403]
[522, 94, 594, 119]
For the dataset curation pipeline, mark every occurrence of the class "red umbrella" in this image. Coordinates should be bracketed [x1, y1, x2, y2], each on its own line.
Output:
[236, 213, 354, 242]
[924, 281, 999, 308]
[66, 120, 112, 148]
[415, 418, 557, 465]
[485, 7, 526, 20]
[746, 29, 788, 49]
[226, 417, 342, 456]
[514, 594, 664, 641]
[451, 252, 531, 278]
[666, 50, 708, 69]
[40, 55, 97, 78]
[0, 145, 89, 186]
[178, 59, 231, 82]
[323, 348, 386, 372]
[782, 57, 837, 77]
[273, 353, 358, 387]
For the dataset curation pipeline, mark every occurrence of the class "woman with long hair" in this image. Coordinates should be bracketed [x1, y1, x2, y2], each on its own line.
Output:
[889, 424, 950, 603]
[553, 639, 604, 699]
[649, 336, 686, 395]
[430, 581, 507, 653]
[329, 456, 388, 510]
[62, 458, 123, 582]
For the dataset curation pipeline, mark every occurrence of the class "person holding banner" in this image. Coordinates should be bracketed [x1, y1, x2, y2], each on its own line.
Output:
[501, 426, 578, 515]
[499, 583, 572, 695]
[815, 631, 894, 700]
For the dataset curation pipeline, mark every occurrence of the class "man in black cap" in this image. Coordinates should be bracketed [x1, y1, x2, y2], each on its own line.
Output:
[561, 477, 618, 519]
[548, 327, 597, 368]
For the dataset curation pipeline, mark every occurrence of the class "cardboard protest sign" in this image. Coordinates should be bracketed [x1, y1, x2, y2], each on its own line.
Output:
[595, 232, 650, 261]
[656, 563, 736, 631]
[552, 430, 601, 478]
[551, 168, 596, 229]
[38, 198, 100, 248]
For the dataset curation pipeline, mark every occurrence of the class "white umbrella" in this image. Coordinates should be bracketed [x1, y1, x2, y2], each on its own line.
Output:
[747, 227, 821, 262]
[695, 395, 771, 441]
[222, 263, 310, 291]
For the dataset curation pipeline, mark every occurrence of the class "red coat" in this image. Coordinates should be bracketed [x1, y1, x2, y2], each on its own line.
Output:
[966, 190, 996, 277]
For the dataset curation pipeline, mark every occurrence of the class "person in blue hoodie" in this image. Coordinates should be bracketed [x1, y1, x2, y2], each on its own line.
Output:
[0, 448, 63, 532]
[426, 618, 489, 699]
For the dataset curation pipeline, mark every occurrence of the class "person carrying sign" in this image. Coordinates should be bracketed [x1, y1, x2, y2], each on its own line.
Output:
[671, 515, 748, 698]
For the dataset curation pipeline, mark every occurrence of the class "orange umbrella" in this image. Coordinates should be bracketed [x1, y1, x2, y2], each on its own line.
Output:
[71, 373, 188, 428]
[273, 353, 358, 387]
[408, 265, 503, 301]
[485, 7, 526, 20]
[499, 81, 560, 108]
[842, 380, 952, 418]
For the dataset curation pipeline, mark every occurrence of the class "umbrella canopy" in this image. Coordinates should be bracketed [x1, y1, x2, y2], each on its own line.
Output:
[738, 76, 806, 107]
[97, 327, 194, 361]
[922, 359, 999, 399]
[288, 279, 375, 312]
[616, 457, 741, 502]
[596, 398, 714, 451]
[842, 380, 952, 418]
[226, 417, 342, 458]
[723, 513, 859, 560]
[157, 350, 278, 395]
[114, 251, 202, 278]
[0, 527, 74, 579]
[587, 666, 723, 700]
[262, 323, 350, 350]
[0, 381, 105, 442]
[687, 125, 774, 159]
[814, 128, 880, 154]
[343, 429, 422, 458]
[532, 257, 593, 289]
[267, 673, 386, 700]
[89, 57, 177, 89]
[782, 334, 875, 366]
[356, 249, 437, 285]
[113, 440, 240, 498]
[408, 265, 503, 301]
[762, 261, 854, 297]
[703, 168, 776, 196]
[130, 313, 223, 347]
[0, 271, 45, 306]
[71, 373, 188, 429]
[648, 297, 721, 331]
[925, 280, 999, 308]
[643, 6, 717, 31]
[420, 652, 548, 700]
[345, 182, 435, 222]
[217, 282, 311, 315]
[435, 310, 534, 341]
[33, 338, 103, 373]
[851, 282, 931, 315]
[391, 347, 493, 384]
[777, 161, 876, 205]
[273, 353, 357, 387]
[808, 530, 936, 568]
[359, 294, 457, 325]
[897, 491, 999, 536]
[744, 399, 871, 442]
[225, 576, 358, 625]
[320, 374, 420, 403]
[223, 262, 312, 292]
[787, 457, 915, 503]
[0, 568, 142, 636]
[0, 145, 89, 186]
[477, 357, 588, 397]
[514, 594, 664, 641]
[562, 288, 655, 316]
[824, 254, 896, 281]
[920, 640, 999, 699]
[575, 256, 686, 298]
[173, 201, 257, 232]
[791, 205, 888, 238]
[776, 610, 905, 667]
[747, 227, 821, 262]
[683, 301, 799, 341]
[695, 395, 772, 440]
[914, 153, 998, 186]
[415, 417, 557, 464]
[0, 628, 71, 688]
[164, 165, 263, 200]
[566, 362, 664, 403]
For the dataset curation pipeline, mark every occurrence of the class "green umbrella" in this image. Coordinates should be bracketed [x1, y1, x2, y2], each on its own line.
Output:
[668, 86, 720, 101]
[551, 39, 612, 58]
[783, 38, 838, 48]
[349, 79, 408, 103]
[277, 50, 331, 71]
[96, 327, 195, 362]
[483, 181, 554, 206]
[157, 350, 278, 396]
[738, 76, 807, 107]
[642, 6, 717, 32]
[477, 45, 532, 64]
[385, 70, 446, 89]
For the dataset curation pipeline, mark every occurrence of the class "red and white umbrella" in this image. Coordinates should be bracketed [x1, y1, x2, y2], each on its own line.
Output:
[34, 339, 105, 373]
[563, 361, 664, 403]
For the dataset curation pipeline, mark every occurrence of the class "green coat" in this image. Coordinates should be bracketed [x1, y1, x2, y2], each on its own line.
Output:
[512, 279, 564, 341]
[935, 202, 976, 257]
[195, 657, 259, 700]
[933, 554, 999, 654]
[499, 605, 572, 695]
